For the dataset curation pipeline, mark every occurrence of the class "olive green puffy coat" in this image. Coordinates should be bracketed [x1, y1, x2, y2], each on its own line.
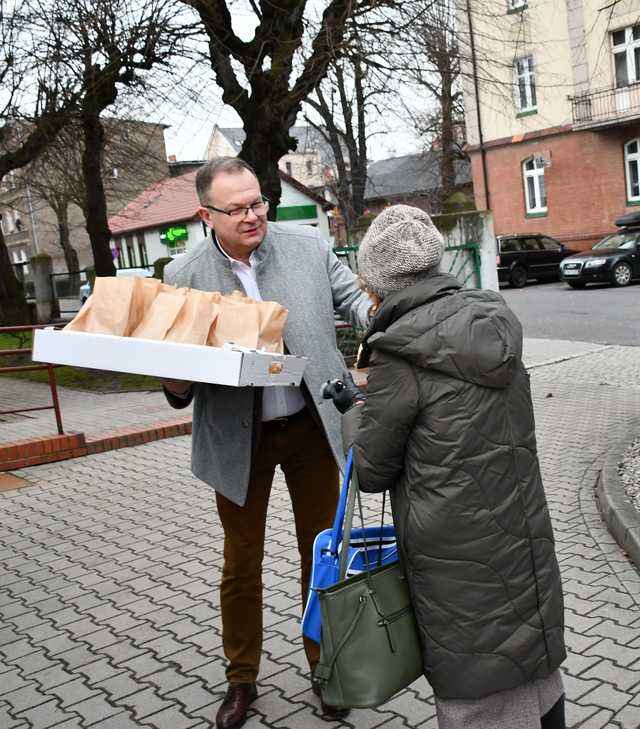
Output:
[350, 272, 565, 701]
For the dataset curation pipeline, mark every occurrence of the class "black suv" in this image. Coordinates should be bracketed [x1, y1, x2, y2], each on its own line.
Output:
[559, 212, 640, 288]
[496, 234, 576, 288]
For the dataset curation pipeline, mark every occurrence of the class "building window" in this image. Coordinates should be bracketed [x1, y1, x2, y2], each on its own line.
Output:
[523, 156, 547, 214]
[508, 0, 527, 11]
[285, 161, 292, 176]
[12, 248, 29, 275]
[306, 159, 314, 175]
[170, 243, 186, 256]
[137, 233, 148, 266]
[125, 235, 136, 267]
[513, 56, 537, 113]
[625, 139, 640, 202]
[612, 25, 640, 88]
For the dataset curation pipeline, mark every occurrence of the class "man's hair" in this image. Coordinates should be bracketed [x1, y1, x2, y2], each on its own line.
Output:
[195, 157, 258, 205]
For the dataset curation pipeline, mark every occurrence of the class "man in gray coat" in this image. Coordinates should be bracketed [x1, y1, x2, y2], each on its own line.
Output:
[162, 157, 370, 729]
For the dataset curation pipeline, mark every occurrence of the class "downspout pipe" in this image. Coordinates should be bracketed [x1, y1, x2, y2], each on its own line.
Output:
[466, 0, 491, 211]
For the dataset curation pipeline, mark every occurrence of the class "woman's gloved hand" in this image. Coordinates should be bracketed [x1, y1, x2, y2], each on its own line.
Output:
[320, 371, 366, 414]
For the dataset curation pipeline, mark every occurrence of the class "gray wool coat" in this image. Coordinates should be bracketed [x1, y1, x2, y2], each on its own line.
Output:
[347, 272, 566, 701]
[163, 223, 371, 506]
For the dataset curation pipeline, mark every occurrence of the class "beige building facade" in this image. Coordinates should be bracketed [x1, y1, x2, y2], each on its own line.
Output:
[204, 125, 334, 191]
[460, 0, 640, 249]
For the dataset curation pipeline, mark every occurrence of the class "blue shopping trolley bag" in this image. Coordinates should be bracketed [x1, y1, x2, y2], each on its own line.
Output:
[302, 448, 398, 644]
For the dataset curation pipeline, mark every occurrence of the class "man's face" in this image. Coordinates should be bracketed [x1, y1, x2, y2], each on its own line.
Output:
[198, 168, 268, 259]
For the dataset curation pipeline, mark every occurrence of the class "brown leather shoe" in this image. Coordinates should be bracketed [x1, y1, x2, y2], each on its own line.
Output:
[216, 683, 258, 729]
[311, 677, 351, 721]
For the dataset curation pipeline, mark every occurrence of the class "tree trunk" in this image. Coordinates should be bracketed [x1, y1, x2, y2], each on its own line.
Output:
[438, 56, 456, 207]
[81, 114, 115, 276]
[54, 200, 81, 294]
[238, 99, 297, 218]
[57, 203, 79, 274]
[0, 226, 30, 325]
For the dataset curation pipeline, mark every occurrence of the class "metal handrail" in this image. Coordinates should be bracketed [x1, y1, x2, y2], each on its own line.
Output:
[0, 324, 64, 435]
[569, 81, 640, 125]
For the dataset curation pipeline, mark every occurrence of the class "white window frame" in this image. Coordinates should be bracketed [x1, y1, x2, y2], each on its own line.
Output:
[612, 25, 640, 88]
[522, 156, 547, 214]
[513, 56, 537, 113]
[624, 138, 640, 203]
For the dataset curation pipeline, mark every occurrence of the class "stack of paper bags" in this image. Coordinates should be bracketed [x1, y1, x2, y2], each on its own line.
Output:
[65, 277, 287, 353]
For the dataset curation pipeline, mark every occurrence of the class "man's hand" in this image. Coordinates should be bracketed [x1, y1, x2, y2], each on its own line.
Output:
[161, 378, 193, 397]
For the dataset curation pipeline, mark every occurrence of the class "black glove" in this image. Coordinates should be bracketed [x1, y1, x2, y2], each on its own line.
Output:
[320, 371, 366, 414]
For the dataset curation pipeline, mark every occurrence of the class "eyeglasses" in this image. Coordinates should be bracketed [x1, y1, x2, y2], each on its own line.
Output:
[203, 197, 270, 219]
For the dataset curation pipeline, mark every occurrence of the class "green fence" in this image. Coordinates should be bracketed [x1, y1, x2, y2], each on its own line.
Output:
[444, 242, 482, 289]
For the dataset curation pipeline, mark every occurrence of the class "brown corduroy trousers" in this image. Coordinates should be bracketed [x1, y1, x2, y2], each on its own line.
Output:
[215, 408, 339, 683]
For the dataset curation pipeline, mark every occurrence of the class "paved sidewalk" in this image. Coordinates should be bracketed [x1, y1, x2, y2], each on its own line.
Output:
[0, 386, 191, 443]
[1, 340, 640, 728]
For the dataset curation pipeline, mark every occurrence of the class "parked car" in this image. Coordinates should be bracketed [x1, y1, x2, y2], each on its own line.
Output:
[496, 233, 576, 288]
[79, 267, 152, 303]
[560, 212, 640, 289]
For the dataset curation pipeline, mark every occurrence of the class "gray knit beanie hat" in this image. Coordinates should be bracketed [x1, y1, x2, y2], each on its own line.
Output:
[357, 204, 444, 298]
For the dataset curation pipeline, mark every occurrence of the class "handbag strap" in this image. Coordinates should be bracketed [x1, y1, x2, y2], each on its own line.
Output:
[313, 593, 369, 684]
[329, 450, 353, 556]
[338, 462, 359, 580]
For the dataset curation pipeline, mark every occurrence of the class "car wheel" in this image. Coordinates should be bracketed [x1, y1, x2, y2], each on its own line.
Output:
[611, 261, 632, 287]
[568, 281, 586, 289]
[510, 265, 528, 288]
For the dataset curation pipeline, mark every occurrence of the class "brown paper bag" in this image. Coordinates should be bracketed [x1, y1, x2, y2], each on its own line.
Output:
[165, 290, 219, 345]
[131, 292, 186, 341]
[139, 278, 163, 319]
[65, 277, 136, 336]
[124, 277, 154, 336]
[257, 302, 287, 353]
[208, 296, 261, 348]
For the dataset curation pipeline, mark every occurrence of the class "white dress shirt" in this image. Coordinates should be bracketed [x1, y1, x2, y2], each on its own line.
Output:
[214, 235, 306, 421]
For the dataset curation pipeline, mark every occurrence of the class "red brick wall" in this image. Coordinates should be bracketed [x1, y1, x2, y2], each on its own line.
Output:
[470, 124, 640, 251]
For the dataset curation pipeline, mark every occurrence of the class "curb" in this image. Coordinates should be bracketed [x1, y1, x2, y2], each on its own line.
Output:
[595, 434, 640, 570]
[0, 417, 192, 472]
[525, 344, 612, 371]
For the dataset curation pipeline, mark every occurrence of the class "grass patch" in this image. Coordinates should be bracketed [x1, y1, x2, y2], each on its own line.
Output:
[0, 331, 162, 393]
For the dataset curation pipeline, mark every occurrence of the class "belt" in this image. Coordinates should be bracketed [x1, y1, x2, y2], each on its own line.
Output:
[263, 407, 308, 429]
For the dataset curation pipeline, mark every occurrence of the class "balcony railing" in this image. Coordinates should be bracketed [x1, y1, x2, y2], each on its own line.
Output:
[570, 83, 640, 129]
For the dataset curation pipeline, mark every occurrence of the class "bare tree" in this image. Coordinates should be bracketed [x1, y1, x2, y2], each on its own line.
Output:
[397, 0, 465, 207]
[46, 0, 188, 276]
[22, 115, 168, 278]
[0, 0, 83, 323]
[183, 0, 402, 210]
[304, 37, 392, 239]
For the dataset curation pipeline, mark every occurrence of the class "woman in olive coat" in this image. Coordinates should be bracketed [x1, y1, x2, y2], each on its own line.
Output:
[343, 205, 567, 729]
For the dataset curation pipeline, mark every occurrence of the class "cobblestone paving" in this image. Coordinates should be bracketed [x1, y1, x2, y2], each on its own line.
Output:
[1, 345, 640, 728]
[0, 385, 190, 442]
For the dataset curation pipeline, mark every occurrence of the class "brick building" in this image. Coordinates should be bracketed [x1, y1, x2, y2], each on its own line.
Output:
[459, 0, 640, 251]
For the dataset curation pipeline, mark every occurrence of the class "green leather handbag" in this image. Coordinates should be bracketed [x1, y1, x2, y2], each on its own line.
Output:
[312, 468, 424, 709]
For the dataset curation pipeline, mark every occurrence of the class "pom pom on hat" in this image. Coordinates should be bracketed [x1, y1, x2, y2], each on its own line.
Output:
[357, 205, 444, 298]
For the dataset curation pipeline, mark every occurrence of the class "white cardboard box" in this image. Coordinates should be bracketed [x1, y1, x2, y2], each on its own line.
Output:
[32, 328, 308, 387]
